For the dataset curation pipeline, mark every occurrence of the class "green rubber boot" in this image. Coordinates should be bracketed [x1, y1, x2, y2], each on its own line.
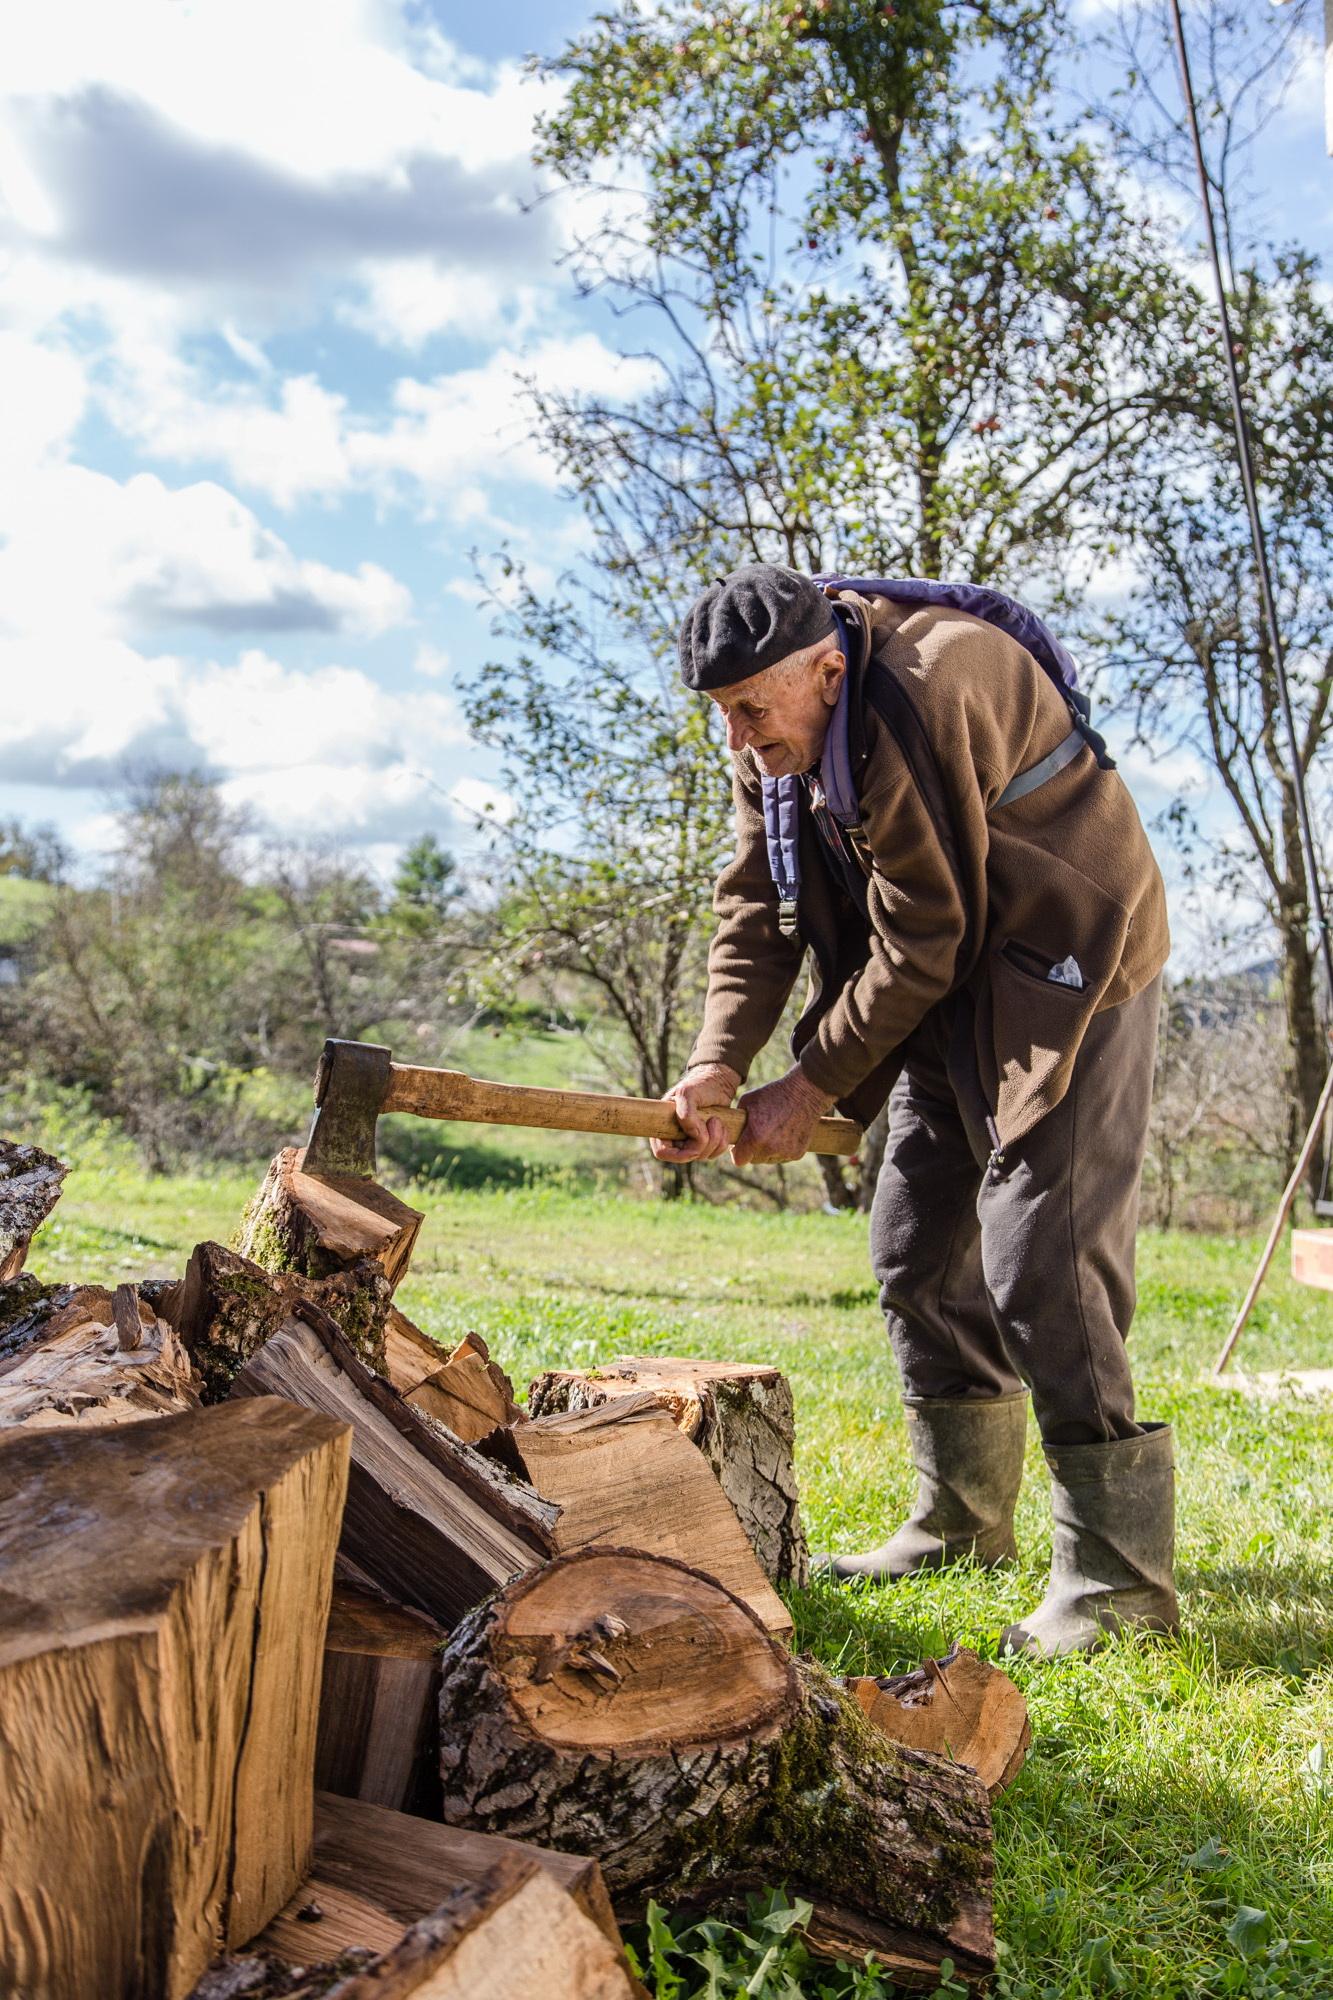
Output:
[821, 1392, 1029, 1584]
[1001, 1422, 1180, 1659]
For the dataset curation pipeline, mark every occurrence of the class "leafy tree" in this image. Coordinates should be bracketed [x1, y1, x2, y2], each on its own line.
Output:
[463, 569, 732, 1195]
[1089, 0, 1333, 1192]
[387, 833, 463, 936]
[0, 818, 67, 883]
[532, 0, 1186, 589]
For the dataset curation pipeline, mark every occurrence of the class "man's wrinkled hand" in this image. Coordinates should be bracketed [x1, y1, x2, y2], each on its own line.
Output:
[651, 1063, 741, 1164]
[732, 1068, 836, 1166]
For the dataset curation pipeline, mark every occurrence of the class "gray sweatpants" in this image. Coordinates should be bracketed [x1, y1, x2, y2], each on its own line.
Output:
[869, 975, 1161, 1448]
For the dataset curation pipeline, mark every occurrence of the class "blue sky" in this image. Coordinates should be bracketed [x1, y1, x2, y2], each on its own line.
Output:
[1, 0, 1330, 921]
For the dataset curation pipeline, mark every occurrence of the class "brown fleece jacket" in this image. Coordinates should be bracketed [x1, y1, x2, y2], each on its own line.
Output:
[688, 590, 1169, 1149]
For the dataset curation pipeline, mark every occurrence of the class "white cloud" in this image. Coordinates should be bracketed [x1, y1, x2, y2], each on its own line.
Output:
[0, 463, 410, 641]
[414, 644, 452, 679]
[451, 775, 515, 824]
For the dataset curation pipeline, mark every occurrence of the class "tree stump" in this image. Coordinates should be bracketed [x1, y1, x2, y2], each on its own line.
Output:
[0, 1137, 68, 1280]
[0, 1397, 351, 2000]
[238, 1147, 422, 1290]
[0, 1280, 198, 1431]
[513, 1392, 792, 1640]
[435, 1548, 994, 1986]
[528, 1356, 808, 1585]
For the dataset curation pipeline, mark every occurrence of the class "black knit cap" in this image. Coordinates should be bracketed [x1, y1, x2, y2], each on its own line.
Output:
[678, 564, 836, 692]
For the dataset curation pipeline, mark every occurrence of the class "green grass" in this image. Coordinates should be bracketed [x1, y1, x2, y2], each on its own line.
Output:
[28, 1149, 1333, 1999]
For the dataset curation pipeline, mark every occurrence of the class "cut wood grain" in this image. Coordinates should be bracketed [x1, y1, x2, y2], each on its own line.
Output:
[436, 1547, 995, 1987]
[159, 1239, 390, 1399]
[233, 1302, 558, 1626]
[316, 1582, 445, 1814]
[196, 1858, 641, 1999]
[238, 1146, 422, 1289]
[0, 1137, 68, 1280]
[386, 1321, 525, 1441]
[846, 1647, 1031, 1800]
[513, 1390, 792, 1640]
[0, 1397, 351, 2000]
[0, 1280, 198, 1431]
[528, 1354, 808, 1585]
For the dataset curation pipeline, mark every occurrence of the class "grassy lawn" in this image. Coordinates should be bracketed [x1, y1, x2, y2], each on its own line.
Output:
[30, 1150, 1333, 1999]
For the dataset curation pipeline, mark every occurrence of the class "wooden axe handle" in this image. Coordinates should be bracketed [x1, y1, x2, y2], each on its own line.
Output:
[381, 1063, 863, 1159]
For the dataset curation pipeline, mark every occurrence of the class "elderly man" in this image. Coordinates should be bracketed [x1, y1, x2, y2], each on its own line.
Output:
[653, 563, 1176, 1658]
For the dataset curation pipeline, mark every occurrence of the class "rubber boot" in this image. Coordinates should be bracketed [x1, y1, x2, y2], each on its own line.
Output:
[1001, 1422, 1180, 1659]
[821, 1392, 1028, 1584]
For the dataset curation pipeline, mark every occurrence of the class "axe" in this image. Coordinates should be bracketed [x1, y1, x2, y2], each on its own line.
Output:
[303, 1038, 863, 1179]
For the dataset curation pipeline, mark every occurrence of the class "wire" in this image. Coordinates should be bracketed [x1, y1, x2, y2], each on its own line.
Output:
[1168, 0, 1333, 1006]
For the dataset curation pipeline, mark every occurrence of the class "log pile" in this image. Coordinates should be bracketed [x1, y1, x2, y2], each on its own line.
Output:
[0, 1136, 1024, 1996]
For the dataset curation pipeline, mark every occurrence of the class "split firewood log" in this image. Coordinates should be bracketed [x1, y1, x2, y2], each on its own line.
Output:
[238, 1147, 422, 1289]
[436, 1547, 995, 1987]
[1, 1276, 108, 1360]
[193, 1854, 642, 2000]
[0, 1137, 68, 1280]
[528, 1354, 808, 1585]
[386, 1317, 525, 1440]
[316, 1583, 446, 1815]
[157, 1240, 390, 1400]
[233, 1302, 558, 1627]
[846, 1647, 1031, 1800]
[0, 1397, 351, 2000]
[511, 1392, 792, 1641]
[0, 1279, 198, 1431]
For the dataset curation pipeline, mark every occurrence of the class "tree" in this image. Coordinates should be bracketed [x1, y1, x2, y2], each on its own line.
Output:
[1090, 0, 1333, 1193]
[387, 834, 463, 936]
[506, 0, 1188, 1205]
[463, 570, 731, 1197]
[532, 0, 1185, 590]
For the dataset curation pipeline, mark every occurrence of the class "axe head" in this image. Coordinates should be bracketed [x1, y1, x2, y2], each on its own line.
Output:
[303, 1039, 392, 1178]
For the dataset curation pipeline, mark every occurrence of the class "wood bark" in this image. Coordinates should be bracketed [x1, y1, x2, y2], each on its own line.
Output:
[158, 1239, 390, 1400]
[513, 1392, 792, 1640]
[316, 1583, 446, 1814]
[0, 1279, 199, 1431]
[435, 1547, 994, 1986]
[845, 1647, 1031, 1800]
[0, 1137, 68, 1280]
[233, 1302, 558, 1627]
[0, 1396, 351, 2000]
[194, 1856, 641, 2000]
[238, 1147, 422, 1290]
[528, 1354, 808, 1586]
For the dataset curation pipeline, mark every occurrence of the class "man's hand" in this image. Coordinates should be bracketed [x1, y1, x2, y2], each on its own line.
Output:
[651, 1063, 742, 1164]
[732, 1067, 836, 1166]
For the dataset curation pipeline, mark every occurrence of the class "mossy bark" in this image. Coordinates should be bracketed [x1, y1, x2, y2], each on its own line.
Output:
[162, 1241, 389, 1401]
[436, 1549, 993, 1987]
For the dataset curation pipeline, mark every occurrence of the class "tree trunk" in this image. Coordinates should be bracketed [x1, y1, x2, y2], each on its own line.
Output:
[511, 1391, 792, 1637]
[0, 1397, 350, 2000]
[528, 1354, 808, 1586]
[238, 1148, 422, 1291]
[1276, 890, 1327, 1205]
[436, 1547, 994, 1987]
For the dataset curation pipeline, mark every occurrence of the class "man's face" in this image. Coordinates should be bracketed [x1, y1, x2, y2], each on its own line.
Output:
[709, 643, 846, 777]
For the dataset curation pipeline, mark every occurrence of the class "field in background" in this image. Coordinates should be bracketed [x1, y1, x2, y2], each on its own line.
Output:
[31, 1150, 1333, 1999]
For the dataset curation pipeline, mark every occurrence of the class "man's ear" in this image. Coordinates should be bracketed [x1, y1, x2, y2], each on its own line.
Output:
[819, 652, 846, 706]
